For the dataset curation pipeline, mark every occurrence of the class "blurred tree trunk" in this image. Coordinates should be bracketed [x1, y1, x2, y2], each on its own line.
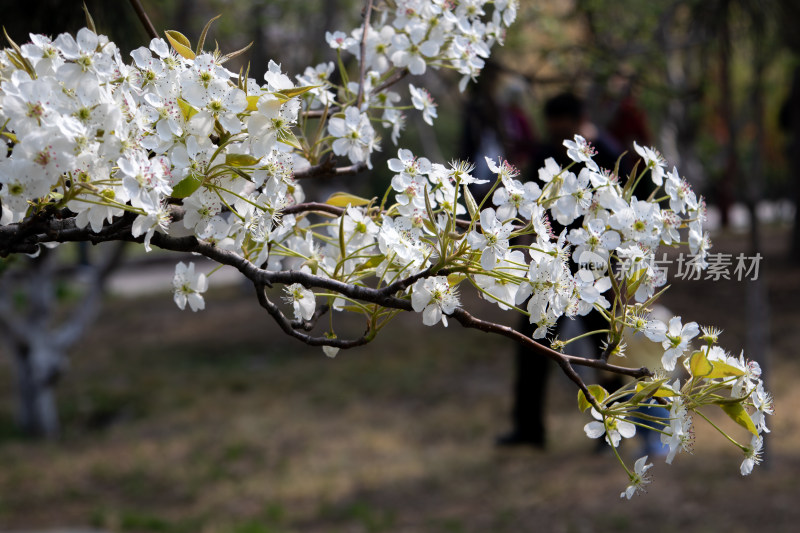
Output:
[12, 342, 62, 438]
[0, 243, 126, 438]
[717, 0, 737, 228]
[790, 67, 800, 259]
[775, 0, 800, 259]
[2, 0, 147, 54]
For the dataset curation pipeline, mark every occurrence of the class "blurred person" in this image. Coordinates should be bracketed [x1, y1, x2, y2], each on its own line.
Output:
[497, 92, 624, 449]
[460, 61, 538, 201]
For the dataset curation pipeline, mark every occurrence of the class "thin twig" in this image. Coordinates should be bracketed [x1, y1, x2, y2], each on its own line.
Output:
[374, 68, 408, 94]
[290, 304, 331, 331]
[304, 106, 340, 119]
[293, 160, 367, 180]
[449, 308, 652, 380]
[256, 284, 371, 348]
[128, 0, 159, 41]
[282, 202, 345, 217]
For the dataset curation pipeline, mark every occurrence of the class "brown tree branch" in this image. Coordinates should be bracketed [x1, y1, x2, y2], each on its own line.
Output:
[282, 202, 345, 217]
[290, 303, 330, 331]
[128, 0, 158, 41]
[0, 213, 653, 393]
[293, 160, 367, 180]
[255, 284, 371, 348]
[374, 69, 408, 95]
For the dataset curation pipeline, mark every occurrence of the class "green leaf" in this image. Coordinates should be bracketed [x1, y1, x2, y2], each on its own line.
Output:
[705, 360, 746, 379]
[246, 94, 261, 112]
[352, 255, 384, 272]
[165, 30, 196, 60]
[277, 128, 302, 150]
[577, 384, 608, 412]
[219, 41, 253, 64]
[225, 153, 260, 167]
[3, 27, 36, 78]
[625, 267, 646, 299]
[422, 217, 437, 235]
[171, 174, 203, 199]
[720, 403, 759, 436]
[274, 85, 320, 101]
[324, 192, 371, 208]
[447, 272, 467, 286]
[630, 378, 668, 404]
[423, 186, 436, 232]
[176, 98, 198, 121]
[463, 183, 478, 220]
[634, 380, 676, 398]
[622, 159, 640, 198]
[689, 350, 713, 378]
[82, 2, 97, 34]
[196, 14, 221, 54]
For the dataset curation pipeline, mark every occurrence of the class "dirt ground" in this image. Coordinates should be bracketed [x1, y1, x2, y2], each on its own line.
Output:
[0, 225, 799, 533]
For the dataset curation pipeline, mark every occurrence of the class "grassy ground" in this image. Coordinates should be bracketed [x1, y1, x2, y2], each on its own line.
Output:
[1, 226, 799, 532]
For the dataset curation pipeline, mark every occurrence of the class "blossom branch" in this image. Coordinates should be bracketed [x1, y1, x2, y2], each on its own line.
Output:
[0, 215, 650, 384]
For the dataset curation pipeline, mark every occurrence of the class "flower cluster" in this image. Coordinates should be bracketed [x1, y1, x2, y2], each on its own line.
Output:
[0, 0, 771, 500]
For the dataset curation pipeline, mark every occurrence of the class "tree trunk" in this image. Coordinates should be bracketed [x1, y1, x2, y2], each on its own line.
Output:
[790, 65, 800, 259]
[13, 342, 61, 438]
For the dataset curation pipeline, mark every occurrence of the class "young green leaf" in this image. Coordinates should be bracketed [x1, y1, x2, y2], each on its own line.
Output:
[171, 175, 203, 199]
[689, 350, 713, 378]
[196, 14, 221, 54]
[165, 30, 196, 60]
[630, 378, 668, 404]
[325, 192, 371, 207]
[577, 384, 608, 412]
[82, 2, 97, 34]
[225, 154, 260, 167]
[720, 403, 759, 436]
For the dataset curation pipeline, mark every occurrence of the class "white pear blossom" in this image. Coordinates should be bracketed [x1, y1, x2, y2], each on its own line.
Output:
[563, 134, 599, 172]
[408, 84, 437, 125]
[411, 276, 460, 327]
[740, 434, 763, 476]
[172, 261, 208, 311]
[284, 283, 316, 321]
[584, 407, 637, 448]
[634, 141, 667, 186]
[468, 208, 513, 270]
[620, 456, 653, 499]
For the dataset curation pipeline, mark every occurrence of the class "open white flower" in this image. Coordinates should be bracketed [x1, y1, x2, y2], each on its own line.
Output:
[740, 434, 763, 476]
[620, 455, 653, 499]
[467, 208, 513, 271]
[172, 262, 208, 311]
[584, 407, 636, 448]
[661, 316, 699, 371]
[284, 283, 316, 322]
[409, 84, 437, 125]
[411, 276, 460, 327]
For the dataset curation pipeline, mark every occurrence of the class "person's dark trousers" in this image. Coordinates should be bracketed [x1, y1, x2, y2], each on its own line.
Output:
[500, 315, 549, 447]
